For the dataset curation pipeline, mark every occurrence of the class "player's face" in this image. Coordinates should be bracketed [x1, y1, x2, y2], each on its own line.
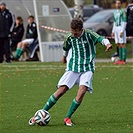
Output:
[0, 5, 6, 11]
[28, 18, 34, 24]
[15, 19, 20, 25]
[70, 28, 83, 38]
[115, 0, 121, 9]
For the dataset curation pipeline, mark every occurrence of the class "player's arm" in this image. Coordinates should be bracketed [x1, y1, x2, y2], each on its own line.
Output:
[89, 30, 112, 51]
[62, 50, 68, 64]
[101, 39, 112, 52]
[111, 23, 115, 37]
[121, 9, 127, 33]
[111, 14, 115, 37]
[62, 34, 72, 63]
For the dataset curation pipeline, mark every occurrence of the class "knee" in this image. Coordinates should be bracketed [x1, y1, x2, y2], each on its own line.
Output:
[17, 42, 22, 47]
[76, 86, 87, 102]
[54, 85, 68, 99]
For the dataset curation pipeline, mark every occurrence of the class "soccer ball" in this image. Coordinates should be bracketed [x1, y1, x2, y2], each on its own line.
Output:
[111, 56, 119, 62]
[34, 109, 51, 126]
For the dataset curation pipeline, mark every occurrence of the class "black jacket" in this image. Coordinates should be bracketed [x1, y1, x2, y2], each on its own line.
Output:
[12, 24, 24, 42]
[127, 3, 133, 23]
[0, 9, 14, 38]
[26, 22, 38, 39]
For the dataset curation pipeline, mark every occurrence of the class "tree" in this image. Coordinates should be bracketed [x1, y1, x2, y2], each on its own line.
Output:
[74, 0, 84, 21]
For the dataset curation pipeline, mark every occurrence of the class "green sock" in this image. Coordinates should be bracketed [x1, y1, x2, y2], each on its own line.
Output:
[18, 48, 24, 58]
[122, 47, 127, 61]
[119, 48, 122, 60]
[14, 48, 24, 59]
[14, 48, 21, 59]
[43, 94, 58, 111]
[65, 98, 80, 118]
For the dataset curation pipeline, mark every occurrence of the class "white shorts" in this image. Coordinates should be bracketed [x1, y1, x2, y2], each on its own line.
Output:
[57, 71, 93, 94]
[114, 26, 126, 44]
[22, 38, 34, 45]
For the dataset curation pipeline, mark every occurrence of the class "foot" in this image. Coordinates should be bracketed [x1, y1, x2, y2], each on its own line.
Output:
[118, 60, 126, 65]
[29, 117, 36, 126]
[113, 60, 121, 64]
[114, 60, 125, 65]
[11, 57, 19, 61]
[64, 117, 73, 126]
[6, 60, 11, 63]
[26, 57, 39, 61]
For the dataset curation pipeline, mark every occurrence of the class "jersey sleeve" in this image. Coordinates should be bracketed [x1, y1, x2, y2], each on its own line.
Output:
[63, 33, 72, 51]
[122, 9, 127, 22]
[121, 9, 127, 32]
[89, 30, 104, 45]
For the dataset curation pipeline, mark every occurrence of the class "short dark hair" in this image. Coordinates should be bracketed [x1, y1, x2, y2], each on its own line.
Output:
[116, 0, 122, 3]
[28, 15, 34, 19]
[16, 16, 23, 25]
[70, 18, 83, 30]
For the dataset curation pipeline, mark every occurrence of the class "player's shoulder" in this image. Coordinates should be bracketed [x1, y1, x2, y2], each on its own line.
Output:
[121, 8, 126, 13]
[84, 29, 92, 34]
[84, 29, 100, 38]
[64, 32, 72, 40]
[31, 22, 37, 27]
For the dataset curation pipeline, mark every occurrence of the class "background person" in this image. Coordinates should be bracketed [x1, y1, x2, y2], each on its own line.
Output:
[29, 18, 112, 126]
[11, 16, 24, 51]
[126, 0, 133, 37]
[0, 2, 14, 63]
[111, 0, 127, 65]
[12, 15, 37, 61]
[25, 39, 39, 61]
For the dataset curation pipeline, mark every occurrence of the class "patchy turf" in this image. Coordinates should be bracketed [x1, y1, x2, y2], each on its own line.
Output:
[0, 62, 133, 133]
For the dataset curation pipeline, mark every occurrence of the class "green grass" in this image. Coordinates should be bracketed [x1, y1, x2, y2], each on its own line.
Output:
[96, 40, 133, 58]
[0, 62, 133, 133]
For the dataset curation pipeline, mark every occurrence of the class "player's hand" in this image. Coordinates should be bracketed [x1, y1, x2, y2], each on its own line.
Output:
[105, 44, 112, 52]
[120, 32, 123, 38]
[62, 56, 67, 64]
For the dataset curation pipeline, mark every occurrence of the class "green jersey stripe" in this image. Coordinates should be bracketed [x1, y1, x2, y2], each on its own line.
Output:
[63, 29, 104, 73]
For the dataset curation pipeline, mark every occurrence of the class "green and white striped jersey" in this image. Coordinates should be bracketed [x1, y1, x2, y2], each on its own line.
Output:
[63, 29, 104, 73]
[113, 8, 127, 26]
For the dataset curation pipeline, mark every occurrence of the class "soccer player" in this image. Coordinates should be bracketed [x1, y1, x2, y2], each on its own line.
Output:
[29, 18, 112, 126]
[12, 15, 37, 61]
[111, 0, 127, 65]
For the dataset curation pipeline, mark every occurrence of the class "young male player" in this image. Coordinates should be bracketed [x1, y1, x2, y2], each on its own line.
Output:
[29, 18, 112, 126]
[111, 0, 127, 64]
[12, 15, 37, 60]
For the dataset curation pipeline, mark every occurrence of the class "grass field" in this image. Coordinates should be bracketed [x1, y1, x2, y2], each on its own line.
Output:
[0, 62, 133, 133]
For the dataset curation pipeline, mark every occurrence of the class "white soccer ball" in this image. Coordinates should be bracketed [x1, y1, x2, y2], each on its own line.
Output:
[111, 57, 119, 62]
[34, 109, 51, 126]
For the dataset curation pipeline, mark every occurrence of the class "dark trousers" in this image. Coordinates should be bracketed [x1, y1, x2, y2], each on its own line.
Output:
[0, 38, 11, 63]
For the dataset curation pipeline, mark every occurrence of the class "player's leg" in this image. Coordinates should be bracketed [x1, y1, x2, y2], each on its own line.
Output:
[114, 29, 120, 58]
[121, 31, 127, 63]
[64, 71, 93, 126]
[0, 39, 4, 63]
[13, 42, 24, 59]
[29, 85, 69, 126]
[64, 85, 87, 120]
[43, 85, 68, 111]
[119, 43, 126, 64]
[13, 39, 34, 60]
[115, 30, 126, 64]
[43, 71, 79, 111]
[64, 86, 87, 126]
[29, 71, 79, 126]
[122, 44, 127, 62]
